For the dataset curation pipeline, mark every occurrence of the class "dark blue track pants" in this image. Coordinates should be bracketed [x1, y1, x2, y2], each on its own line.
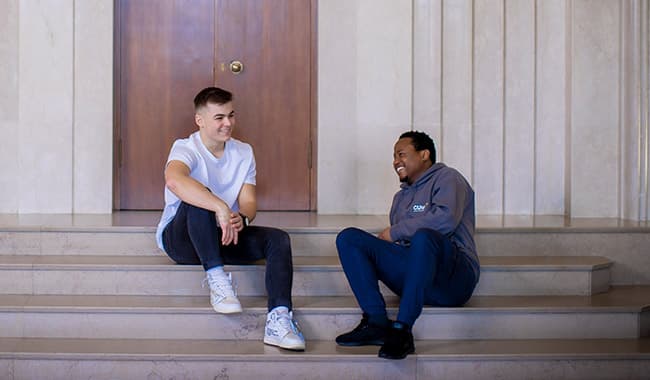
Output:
[162, 201, 293, 311]
[336, 227, 477, 327]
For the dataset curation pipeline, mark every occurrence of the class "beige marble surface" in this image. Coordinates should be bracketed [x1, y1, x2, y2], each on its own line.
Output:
[0, 212, 648, 230]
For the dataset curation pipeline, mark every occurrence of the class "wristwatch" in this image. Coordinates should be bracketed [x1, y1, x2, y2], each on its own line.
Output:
[239, 213, 250, 228]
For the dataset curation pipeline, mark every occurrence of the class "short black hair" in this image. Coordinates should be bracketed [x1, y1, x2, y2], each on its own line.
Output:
[399, 130, 436, 164]
[194, 87, 233, 110]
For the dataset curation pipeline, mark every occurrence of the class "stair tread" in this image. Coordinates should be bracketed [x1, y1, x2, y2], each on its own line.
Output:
[1, 337, 649, 360]
[0, 254, 613, 270]
[1, 286, 647, 311]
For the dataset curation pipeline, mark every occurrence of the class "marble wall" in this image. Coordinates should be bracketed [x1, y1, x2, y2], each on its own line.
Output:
[353, 0, 649, 218]
[0, 0, 647, 218]
[0, 0, 113, 213]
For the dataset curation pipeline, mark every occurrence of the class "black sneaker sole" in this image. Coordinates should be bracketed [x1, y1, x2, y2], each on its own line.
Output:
[378, 346, 415, 360]
[335, 339, 385, 347]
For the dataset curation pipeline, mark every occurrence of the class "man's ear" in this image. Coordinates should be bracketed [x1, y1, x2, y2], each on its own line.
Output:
[420, 149, 430, 162]
[195, 113, 203, 128]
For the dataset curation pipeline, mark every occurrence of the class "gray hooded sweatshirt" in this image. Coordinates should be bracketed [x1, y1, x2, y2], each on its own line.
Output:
[389, 162, 480, 279]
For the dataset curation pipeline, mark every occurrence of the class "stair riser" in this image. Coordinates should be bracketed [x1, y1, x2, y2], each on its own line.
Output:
[0, 267, 608, 296]
[0, 310, 641, 340]
[2, 230, 647, 286]
[2, 358, 649, 380]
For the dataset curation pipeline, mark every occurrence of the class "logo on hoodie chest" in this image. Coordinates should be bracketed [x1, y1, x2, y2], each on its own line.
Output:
[411, 203, 428, 213]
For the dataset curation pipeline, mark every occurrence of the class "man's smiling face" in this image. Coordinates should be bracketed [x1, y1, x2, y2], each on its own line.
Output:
[393, 137, 431, 185]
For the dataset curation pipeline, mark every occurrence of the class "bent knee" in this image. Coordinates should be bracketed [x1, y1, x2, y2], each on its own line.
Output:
[336, 227, 363, 247]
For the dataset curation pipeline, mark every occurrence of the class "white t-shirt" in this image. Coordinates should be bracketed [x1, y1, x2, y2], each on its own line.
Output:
[155, 131, 256, 251]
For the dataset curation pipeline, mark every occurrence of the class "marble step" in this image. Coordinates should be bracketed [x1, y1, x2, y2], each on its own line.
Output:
[1, 217, 649, 286]
[1, 338, 649, 380]
[0, 255, 612, 296]
[1, 286, 647, 341]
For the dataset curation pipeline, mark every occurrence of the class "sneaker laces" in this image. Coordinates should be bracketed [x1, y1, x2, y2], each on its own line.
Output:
[202, 272, 237, 297]
[275, 311, 301, 335]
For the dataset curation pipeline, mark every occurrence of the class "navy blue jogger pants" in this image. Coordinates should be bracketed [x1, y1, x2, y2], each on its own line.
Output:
[336, 227, 478, 327]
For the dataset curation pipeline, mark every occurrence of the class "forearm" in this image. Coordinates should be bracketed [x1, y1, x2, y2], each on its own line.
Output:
[166, 174, 229, 215]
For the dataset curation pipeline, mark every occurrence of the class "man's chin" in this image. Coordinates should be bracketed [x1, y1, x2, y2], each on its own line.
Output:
[399, 176, 409, 183]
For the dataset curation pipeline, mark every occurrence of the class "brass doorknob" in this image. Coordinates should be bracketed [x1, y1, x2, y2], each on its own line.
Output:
[229, 60, 244, 74]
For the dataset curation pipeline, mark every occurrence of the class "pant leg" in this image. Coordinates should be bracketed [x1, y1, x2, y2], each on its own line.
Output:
[162, 201, 224, 270]
[220, 226, 294, 311]
[397, 228, 478, 326]
[336, 227, 409, 323]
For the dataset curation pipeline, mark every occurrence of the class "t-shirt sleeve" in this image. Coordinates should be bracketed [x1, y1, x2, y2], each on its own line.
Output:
[245, 148, 257, 185]
[167, 140, 197, 171]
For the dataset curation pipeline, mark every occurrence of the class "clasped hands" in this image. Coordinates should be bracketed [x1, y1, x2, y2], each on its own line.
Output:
[216, 209, 245, 246]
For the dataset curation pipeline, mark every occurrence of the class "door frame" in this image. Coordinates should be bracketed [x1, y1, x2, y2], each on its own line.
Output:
[112, 0, 318, 211]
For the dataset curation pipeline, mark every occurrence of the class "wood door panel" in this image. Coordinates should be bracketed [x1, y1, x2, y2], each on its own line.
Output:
[118, 0, 214, 209]
[116, 0, 314, 211]
[215, 0, 312, 210]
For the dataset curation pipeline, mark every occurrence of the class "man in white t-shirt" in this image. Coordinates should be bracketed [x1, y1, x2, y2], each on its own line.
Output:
[155, 87, 305, 351]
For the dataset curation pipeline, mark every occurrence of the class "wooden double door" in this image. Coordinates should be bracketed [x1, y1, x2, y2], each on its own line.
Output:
[115, 0, 316, 210]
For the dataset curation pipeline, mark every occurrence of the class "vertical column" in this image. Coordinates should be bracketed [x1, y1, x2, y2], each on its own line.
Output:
[504, 0, 535, 215]
[356, 0, 413, 213]
[442, 0, 473, 181]
[473, 0, 504, 214]
[317, 0, 359, 213]
[74, 0, 113, 213]
[570, 0, 621, 217]
[536, 0, 568, 215]
[18, 0, 74, 213]
[413, 0, 443, 147]
[0, 0, 19, 212]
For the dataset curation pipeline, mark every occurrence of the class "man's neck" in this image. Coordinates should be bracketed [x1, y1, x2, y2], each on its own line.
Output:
[199, 132, 225, 158]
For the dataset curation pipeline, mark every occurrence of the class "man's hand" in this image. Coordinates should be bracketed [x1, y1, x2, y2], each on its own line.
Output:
[378, 227, 393, 242]
[216, 208, 238, 245]
[230, 212, 245, 232]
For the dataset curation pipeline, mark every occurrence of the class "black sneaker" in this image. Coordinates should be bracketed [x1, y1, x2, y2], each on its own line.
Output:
[335, 314, 388, 346]
[378, 321, 415, 359]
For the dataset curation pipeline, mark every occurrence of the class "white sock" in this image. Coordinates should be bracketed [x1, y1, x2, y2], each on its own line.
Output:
[206, 266, 225, 277]
[270, 306, 289, 315]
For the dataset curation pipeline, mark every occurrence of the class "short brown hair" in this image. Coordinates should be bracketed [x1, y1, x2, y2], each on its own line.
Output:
[194, 87, 233, 111]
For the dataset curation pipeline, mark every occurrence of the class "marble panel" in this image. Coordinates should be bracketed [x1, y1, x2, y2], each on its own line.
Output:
[474, 270, 592, 296]
[18, 1, 74, 213]
[31, 269, 203, 296]
[13, 359, 415, 380]
[0, 1, 19, 213]
[472, 0, 504, 214]
[504, 0, 535, 214]
[571, 0, 621, 217]
[0, 122, 19, 213]
[442, 0, 473, 180]
[591, 267, 611, 294]
[413, 0, 443, 143]
[0, 232, 42, 255]
[20, 312, 265, 340]
[39, 231, 160, 255]
[317, 0, 359, 213]
[411, 311, 639, 339]
[73, 0, 113, 213]
[418, 360, 650, 380]
[356, 0, 412, 126]
[0, 270, 33, 295]
[0, 361, 12, 380]
[475, 231, 650, 285]
[354, 0, 412, 214]
[535, 0, 567, 215]
[620, 0, 642, 221]
[0, 0, 18, 122]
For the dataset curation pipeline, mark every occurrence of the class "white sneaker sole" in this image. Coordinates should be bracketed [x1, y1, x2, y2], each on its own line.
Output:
[263, 337, 306, 351]
[211, 301, 243, 314]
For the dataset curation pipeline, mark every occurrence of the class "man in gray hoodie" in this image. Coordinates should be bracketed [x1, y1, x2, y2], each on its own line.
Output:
[335, 131, 480, 360]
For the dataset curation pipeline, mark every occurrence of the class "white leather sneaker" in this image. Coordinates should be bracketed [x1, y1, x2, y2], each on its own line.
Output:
[205, 271, 242, 314]
[263, 308, 305, 351]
